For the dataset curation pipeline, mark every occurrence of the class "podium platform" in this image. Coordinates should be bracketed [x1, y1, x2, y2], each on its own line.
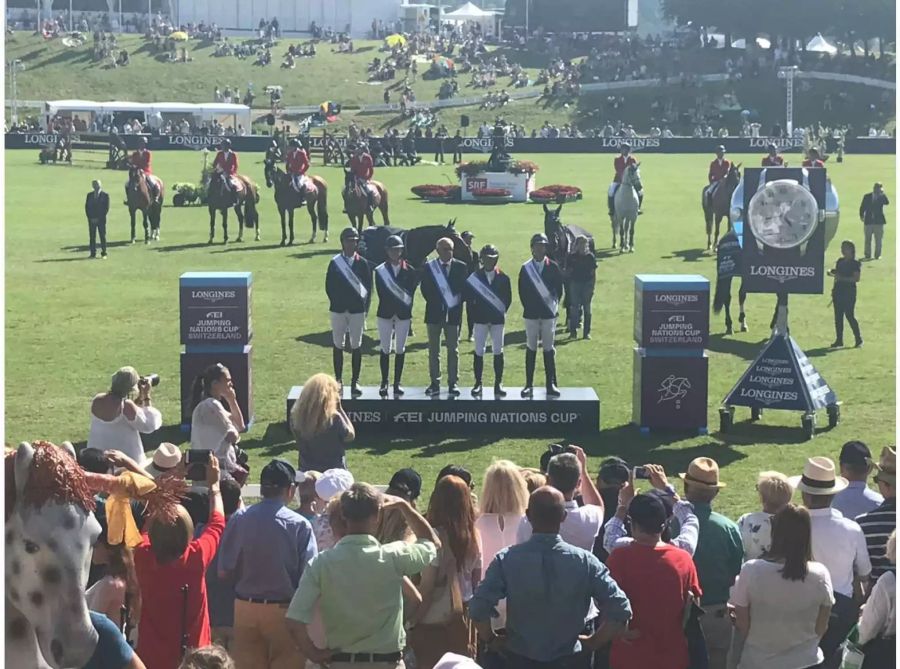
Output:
[286, 386, 600, 436]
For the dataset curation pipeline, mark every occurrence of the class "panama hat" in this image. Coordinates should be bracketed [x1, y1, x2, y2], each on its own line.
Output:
[789, 456, 849, 495]
[146, 443, 182, 478]
[678, 457, 726, 488]
[870, 446, 896, 486]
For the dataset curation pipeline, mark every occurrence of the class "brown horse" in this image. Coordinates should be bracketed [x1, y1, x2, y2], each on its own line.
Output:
[206, 172, 260, 244]
[343, 170, 390, 232]
[702, 162, 741, 251]
[126, 167, 164, 243]
[270, 168, 329, 246]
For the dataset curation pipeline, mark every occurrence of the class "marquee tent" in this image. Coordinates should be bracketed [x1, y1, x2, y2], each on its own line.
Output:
[806, 34, 838, 55]
[444, 2, 495, 34]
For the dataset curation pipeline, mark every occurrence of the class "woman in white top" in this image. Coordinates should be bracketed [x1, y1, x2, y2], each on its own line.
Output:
[736, 471, 794, 560]
[189, 363, 245, 475]
[475, 459, 528, 577]
[730, 504, 834, 669]
[88, 366, 162, 463]
[858, 530, 896, 668]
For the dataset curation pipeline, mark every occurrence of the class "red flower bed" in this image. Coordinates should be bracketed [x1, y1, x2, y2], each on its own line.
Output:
[472, 188, 512, 197]
[529, 184, 583, 203]
[411, 184, 461, 201]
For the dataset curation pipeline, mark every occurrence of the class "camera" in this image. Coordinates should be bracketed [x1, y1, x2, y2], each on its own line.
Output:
[140, 374, 160, 388]
[184, 449, 212, 482]
[633, 466, 652, 480]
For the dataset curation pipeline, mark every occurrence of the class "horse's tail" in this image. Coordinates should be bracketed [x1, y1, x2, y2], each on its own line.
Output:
[244, 185, 259, 225]
[316, 178, 329, 231]
[713, 274, 731, 314]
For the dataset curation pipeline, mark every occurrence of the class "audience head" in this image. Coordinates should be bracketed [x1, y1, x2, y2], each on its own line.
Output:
[628, 493, 668, 540]
[326, 495, 347, 541]
[148, 505, 194, 564]
[526, 486, 567, 534]
[190, 363, 233, 410]
[597, 456, 630, 490]
[291, 373, 342, 440]
[481, 460, 529, 516]
[182, 491, 210, 527]
[520, 467, 547, 493]
[341, 483, 382, 534]
[436, 237, 454, 262]
[680, 457, 725, 504]
[871, 446, 896, 499]
[259, 459, 297, 501]
[178, 644, 235, 669]
[296, 471, 322, 511]
[221, 477, 242, 517]
[427, 475, 478, 564]
[316, 468, 355, 503]
[791, 456, 847, 510]
[547, 452, 581, 499]
[110, 366, 139, 399]
[387, 468, 422, 505]
[768, 504, 813, 581]
[838, 441, 872, 481]
[540, 443, 576, 473]
[437, 464, 473, 489]
[77, 447, 111, 475]
[755, 471, 794, 514]
[148, 443, 182, 478]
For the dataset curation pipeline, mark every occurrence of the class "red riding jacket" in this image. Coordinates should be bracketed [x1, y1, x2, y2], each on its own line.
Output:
[762, 155, 785, 167]
[350, 153, 374, 180]
[130, 149, 152, 173]
[613, 154, 637, 183]
[802, 158, 825, 167]
[285, 148, 309, 175]
[213, 150, 239, 175]
[708, 158, 731, 183]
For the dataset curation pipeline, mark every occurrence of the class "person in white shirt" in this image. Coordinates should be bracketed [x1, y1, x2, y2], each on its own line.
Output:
[857, 530, 895, 667]
[832, 441, 883, 520]
[737, 471, 794, 560]
[189, 362, 247, 480]
[730, 504, 834, 669]
[790, 456, 872, 669]
[88, 366, 162, 463]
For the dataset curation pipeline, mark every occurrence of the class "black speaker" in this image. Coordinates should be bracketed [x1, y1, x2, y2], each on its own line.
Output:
[460, 114, 470, 128]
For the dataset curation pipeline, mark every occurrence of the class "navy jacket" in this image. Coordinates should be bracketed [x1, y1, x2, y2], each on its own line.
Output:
[84, 190, 110, 220]
[465, 269, 512, 325]
[325, 253, 372, 314]
[420, 258, 467, 325]
[518, 257, 564, 319]
[374, 261, 419, 320]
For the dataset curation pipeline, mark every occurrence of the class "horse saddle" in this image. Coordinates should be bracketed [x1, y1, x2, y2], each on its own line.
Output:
[230, 175, 251, 196]
[292, 175, 316, 196]
[145, 174, 163, 191]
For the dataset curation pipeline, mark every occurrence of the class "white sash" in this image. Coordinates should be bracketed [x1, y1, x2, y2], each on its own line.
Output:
[375, 263, 412, 308]
[523, 260, 558, 314]
[427, 259, 460, 310]
[332, 254, 368, 300]
[466, 272, 507, 319]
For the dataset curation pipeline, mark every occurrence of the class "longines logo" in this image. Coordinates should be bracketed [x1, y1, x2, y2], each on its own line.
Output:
[459, 137, 515, 151]
[654, 293, 699, 305]
[600, 137, 660, 149]
[168, 135, 221, 147]
[739, 388, 799, 405]
[748, 265, 815, 282]
[24, 133, 60, 144]
[191, 289, 236, 303]
[748, 137, 805, 149]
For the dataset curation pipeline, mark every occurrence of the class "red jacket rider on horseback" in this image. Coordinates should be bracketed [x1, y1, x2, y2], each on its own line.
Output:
[127, 137, 159, 201]
[705, 145, 731, 204]
[213, 139, 240, 192]
[802, 147, 825, 167]
[762, 143, 786, 167]
[608, 142, 643, 216]
[348, 143, 375, 208]
[285, 138, 310, 193]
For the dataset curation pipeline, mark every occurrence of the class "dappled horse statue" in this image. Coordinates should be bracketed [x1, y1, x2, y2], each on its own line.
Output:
[5, 441, 101, 669]
[702, 162, 741, 251]
[343, 170, 390, 232]
[543, 203, 595, 327]
[206, 171, 260, 244]
[612, 163, 642, 252]
[271, 167, 329, 246]
[126, 166, 164, 243]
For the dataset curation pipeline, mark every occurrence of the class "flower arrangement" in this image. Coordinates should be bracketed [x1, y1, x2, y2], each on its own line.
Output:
[528, 184, 583, 204]
[410, 184, 461, 201]
[456, 159, 540, 177]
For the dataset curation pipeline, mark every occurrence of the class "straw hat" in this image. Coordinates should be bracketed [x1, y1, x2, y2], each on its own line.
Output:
[146, 443, 182, 478]
[871, 446, 896, 486]
[789, 456, 849, 495]
[678, 457, 726, 489]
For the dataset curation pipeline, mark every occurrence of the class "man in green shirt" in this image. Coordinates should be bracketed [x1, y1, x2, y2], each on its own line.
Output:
[285, 483, 440, 668]
[679, 457, 743, 669]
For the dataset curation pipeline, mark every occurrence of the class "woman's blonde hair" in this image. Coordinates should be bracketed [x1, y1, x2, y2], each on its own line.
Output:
[480, 460, 529, 515]
[756, 471, 794, 512]
[519, 467, 547, 493]
[291, 373, 341, 440]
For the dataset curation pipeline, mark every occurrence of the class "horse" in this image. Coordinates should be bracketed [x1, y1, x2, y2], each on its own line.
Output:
[126, 167, 164, 243]
[359, 219, 473, 269]
[712, 227, 749, 334]
[5, 441, 101, 669]
[702, 162, 741, 251]
[612, 162, 642, 252]
[206, 171, 260, 244]
[343, 170, 390, 232]
[543, 203, 595, 328]
[270, 167, 329, 246]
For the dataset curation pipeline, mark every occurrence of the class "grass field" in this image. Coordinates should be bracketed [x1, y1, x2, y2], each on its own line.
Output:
[4, 149, 895, 516]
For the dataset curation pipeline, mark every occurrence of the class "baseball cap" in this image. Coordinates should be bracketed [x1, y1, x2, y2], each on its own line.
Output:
[628, 493, 668, 533]
[839, 440, 871, 467]
[388, 468, 422, 501]
[260, 459, 296, 489]
[315, 468, 355, 501]
[598, 456, 630, 485]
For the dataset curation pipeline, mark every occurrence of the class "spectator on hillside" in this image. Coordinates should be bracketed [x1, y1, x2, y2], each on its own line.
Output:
[833, 441, 883, 519]
[375, 468, 422, 544]
[88, 366, 162, 463]
[285, 483, 441, 666]
[857, 530, 896, 668]
[791, 456, 872, 669]
[217, 459, 316, 669]
[855, 447, 896, 580]
[607, 493, 702, 669]
[409, 475, 482, 666]
[736, 471, 794, 560]
[729, 504, 835, 669]
[470, 486, 633, 666]
[291, 373, 355, 472]
[680, 457, 742, 669]
[190, 363, 247, 483]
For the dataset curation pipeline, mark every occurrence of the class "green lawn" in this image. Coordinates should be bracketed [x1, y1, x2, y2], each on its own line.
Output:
[5, 149, 895, 517]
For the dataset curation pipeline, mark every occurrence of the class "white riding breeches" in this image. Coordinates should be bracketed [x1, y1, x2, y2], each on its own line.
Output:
[524, 318, 556, 352]
[330, 311, 365, 349]
[377, 316, 411, 354]
[473, 323, 505, 356]
[608, 182, 618, 197]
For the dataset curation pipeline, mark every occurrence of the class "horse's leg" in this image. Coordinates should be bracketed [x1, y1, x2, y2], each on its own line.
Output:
[365, 209, 376, 229]
[279, 207, 288, 246]
[308, 200, 318, 244]
[611, 215, 617, 249]
[713, 214, 721, 250]
[129, 208, 137, 243]
[628, 216, 636, 252]
[739, 282, 748, 331]
[208, 208, 216, 244]
[235, 205, 244, 242]
[724, 299, 733, 335]
[222, 209, 229, 244]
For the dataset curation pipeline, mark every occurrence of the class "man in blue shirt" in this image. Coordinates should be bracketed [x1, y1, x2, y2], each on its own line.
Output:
[470, 486, 632, 668]
[218, 459, 317, 669]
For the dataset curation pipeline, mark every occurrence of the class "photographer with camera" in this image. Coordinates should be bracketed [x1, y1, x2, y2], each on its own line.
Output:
[190, 364, 248, 485]
[89, 366, 163, 464]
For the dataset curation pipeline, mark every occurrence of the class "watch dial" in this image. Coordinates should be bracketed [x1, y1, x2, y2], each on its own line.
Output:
[748, 180, 818, 249]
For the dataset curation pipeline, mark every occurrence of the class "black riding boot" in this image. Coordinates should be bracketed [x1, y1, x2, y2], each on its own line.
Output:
[521, 349, 536, 397]
[351, 348, 363, 397]
[472, 354, 484, 396]
[494, 354, 506, 397]
[544, 351, 561, 397]
[333, 346, 344, 389]
[393, 353, 406, 396]
[379, 352, 390, 397]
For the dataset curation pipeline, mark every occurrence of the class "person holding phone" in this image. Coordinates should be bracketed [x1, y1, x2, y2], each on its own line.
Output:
[828, 240, 863, 348]
[190, 364, 247, 483]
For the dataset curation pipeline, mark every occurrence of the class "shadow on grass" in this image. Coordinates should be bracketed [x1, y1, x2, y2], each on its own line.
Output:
[361, 433, 503, 458]
[289, 247, 339, 260]
[707, 334, 766, 361]
[711, 417, 837, 444]
[60, 241, 133, 252]
[211, 242, 288, 253]
[154, 241, 216, 253]
[663, 248, 709, 262]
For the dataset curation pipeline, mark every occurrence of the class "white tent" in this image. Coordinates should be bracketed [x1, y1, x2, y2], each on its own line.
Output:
[806, 34, 838, 55]
[444, 2, 495, 34]
[731, 37, 771, 50]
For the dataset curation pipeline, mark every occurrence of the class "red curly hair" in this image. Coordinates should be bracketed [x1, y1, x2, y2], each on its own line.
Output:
[426, 475, 478, 568]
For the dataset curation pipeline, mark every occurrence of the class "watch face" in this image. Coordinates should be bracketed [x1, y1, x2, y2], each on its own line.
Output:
[748, 179, 818, 249]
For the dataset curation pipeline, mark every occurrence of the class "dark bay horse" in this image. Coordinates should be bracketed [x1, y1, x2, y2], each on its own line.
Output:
[713, 228, 749, 334]
[126, 167, 164, 243]
[543, 203, 595, 327]
[359, 219, 472, 268]
[270, 167, 329, 246]
[343, 170, 390, 232]
[206, 172, 260, 244]
[702, 163, 741, 251]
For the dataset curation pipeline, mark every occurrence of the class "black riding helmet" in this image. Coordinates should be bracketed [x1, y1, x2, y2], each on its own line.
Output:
[289, 138, 301, 147]
[530, 233, 549, 246]
[385, 234, 404, 249]
[767, 143, 778, 153]
[139, 136, 148, 147]
[480, 244, 499, 259]
[220, 138, 232, 149]
[340, 226, 360, 241]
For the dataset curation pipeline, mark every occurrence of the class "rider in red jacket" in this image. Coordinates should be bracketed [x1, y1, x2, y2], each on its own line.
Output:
[802, 147, 825, 167]
[347, 143, 375, 208]
[761, 143, 786, 167]
[126, 137, 160, 201]
[609, 142, 643, 216]
[705, 145, 731, 206]
[285, 138, 310, 192]
[213, 139, 239, 191]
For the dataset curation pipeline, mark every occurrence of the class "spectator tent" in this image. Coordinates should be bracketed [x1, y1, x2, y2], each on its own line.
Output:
[43, 100, 251, 132]
[444, 2, 496, 36]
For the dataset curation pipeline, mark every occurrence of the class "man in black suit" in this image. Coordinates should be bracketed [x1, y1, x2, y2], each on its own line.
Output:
[374, 234, 419, 397]
[420, 237, 467, 396]
[464, 244, 512, 397]
[325, 227, 373, 396]
[859, 182, 890, 260]
[518, 233, 564, 398]
[84, 179, 110, 259]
